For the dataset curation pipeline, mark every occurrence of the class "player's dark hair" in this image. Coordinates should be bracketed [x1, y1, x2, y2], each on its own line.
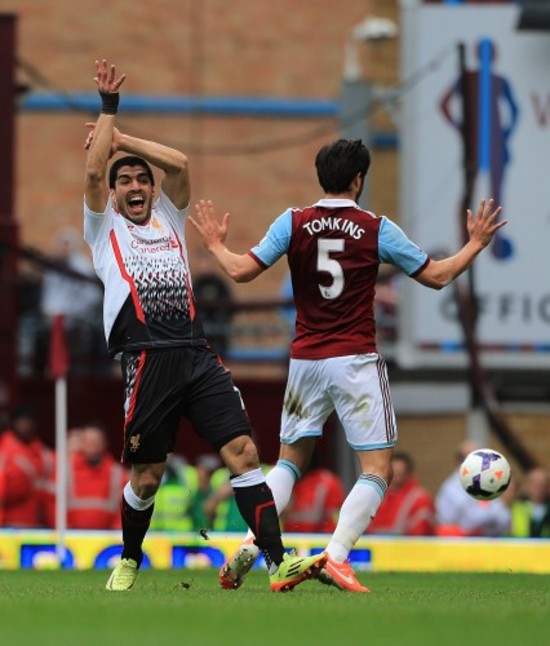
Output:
[315, 139, 371, 194]
[392, 450, 415, 473]
[82, 419, 108, 435]
[11, 404, 35, 423]
[108, 156, 155, 189]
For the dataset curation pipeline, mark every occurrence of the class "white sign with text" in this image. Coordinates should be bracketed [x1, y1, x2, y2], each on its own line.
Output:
[398, 3, 550, 367]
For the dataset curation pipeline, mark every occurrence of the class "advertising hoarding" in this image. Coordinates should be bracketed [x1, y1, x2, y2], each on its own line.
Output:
[398, 3, 550, 368]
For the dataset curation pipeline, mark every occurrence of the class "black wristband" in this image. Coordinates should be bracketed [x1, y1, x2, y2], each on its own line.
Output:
[100, 91, 119, 115]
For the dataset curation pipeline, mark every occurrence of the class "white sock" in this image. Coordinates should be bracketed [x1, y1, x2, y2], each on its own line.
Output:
[244, 460, 300, 541]
[230, 467, 266, 488]
[326, 473, 387, 563]
[123, 481, 155, 511]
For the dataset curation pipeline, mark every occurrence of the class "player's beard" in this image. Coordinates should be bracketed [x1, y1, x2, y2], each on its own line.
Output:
[119, 194, 153, 224]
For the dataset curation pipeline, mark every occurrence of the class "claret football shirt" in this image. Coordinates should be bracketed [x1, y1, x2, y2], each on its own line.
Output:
[249, 198, 429, 360]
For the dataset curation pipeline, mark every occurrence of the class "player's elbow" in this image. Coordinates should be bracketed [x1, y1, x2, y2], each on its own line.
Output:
[415, 273, 447, 290]
[85, 164, 107, 188]
[171, 152, 189, 175]
[416, 261, 452, 290]
[231, 269, 255, 283]
[226, 256, 263, 283]
[427, 276, 449, 291]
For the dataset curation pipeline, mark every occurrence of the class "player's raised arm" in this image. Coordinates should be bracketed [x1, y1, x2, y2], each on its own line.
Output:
[84, 59, 126, 214]
[190, 199, 264, 283]
[414, 198, 507, 290]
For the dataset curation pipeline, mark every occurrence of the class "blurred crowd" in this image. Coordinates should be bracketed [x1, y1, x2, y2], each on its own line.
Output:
[1, 407, 549, 538]
[18, 228, 108, 376]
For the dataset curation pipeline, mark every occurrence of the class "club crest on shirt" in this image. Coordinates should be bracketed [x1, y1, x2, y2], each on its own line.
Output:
[129, 434, 141, 452]
[151, 217, 163, 231]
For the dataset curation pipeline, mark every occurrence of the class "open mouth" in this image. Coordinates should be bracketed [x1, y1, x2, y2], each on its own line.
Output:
[127, 195, 146, 215]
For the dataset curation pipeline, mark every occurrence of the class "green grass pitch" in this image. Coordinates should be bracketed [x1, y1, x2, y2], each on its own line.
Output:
[0, 569, 548, 645]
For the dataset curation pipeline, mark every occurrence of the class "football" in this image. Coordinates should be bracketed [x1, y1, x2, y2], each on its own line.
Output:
[459, 449, 512, 500]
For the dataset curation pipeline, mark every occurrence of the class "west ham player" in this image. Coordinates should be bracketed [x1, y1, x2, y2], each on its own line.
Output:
[83, 59, 325, 592]
[190, 138, 506, 592]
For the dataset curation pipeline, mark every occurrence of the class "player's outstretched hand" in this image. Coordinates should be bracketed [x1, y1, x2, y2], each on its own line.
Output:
[467, 198, 507, 248]
[94, 59, 126, 95]
[189, 200, 230, 250]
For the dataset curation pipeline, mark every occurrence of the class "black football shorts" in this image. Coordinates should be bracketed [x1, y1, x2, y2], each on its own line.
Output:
[120, 345, 252, 464]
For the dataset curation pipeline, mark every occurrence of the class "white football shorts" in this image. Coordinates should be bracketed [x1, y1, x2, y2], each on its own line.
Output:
[281, 353, 397, 451]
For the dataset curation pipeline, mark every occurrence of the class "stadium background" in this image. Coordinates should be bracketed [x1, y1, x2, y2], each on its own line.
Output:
[8, 0, 400, 267]
[1, 0, 549, 498]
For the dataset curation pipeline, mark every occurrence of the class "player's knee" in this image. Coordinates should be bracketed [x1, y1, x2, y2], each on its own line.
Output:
[239, 439, 260, 469]
[221, 435, 260, 471]
[131, 468, 163, 499]
[136, 480, 160, 499]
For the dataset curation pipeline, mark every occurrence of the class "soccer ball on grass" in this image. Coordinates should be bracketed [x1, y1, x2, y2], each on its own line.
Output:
[459, 449, 511, 500]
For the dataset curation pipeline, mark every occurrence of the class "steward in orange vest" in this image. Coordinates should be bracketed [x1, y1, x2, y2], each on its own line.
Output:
[0, 406, 55, 528]
[367, 451, 435, 536]
[283, 465, 345, 533]
[65, 424, 127, 529]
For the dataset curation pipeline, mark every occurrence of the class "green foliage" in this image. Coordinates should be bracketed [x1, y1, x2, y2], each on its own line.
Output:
[0, 570, 548, 645]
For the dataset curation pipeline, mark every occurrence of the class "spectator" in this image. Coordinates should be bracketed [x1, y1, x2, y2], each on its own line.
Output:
[374, 272, 399, 344]
[189, 453, 221, 531]
[66, 426, 84, 455]
[367, 451, 435, 536]
[283, 452, 345, 533]
[40, 227, 102, 322]
[435, 440, 512, 537]
[149, 454, 199, 532]
[65, 423, 127, 530]
[192, 251, 234, 358]
[16, 264, 43, 376]
[0, 405, 55, 527]
[510, 467, 550, 538]
[204, 466, 249, 532]
[37, 227, 105, 374]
